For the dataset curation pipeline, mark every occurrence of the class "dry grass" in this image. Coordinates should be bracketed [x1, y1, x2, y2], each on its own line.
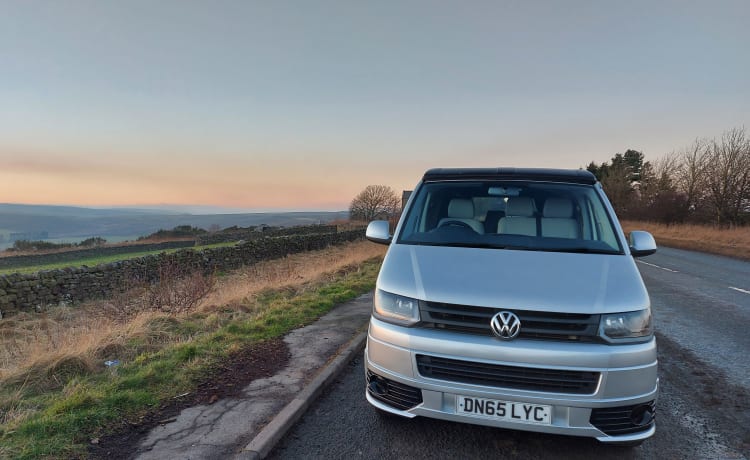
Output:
[622, 220, 750, 260]
[0, 240, 386, 391]
[201, 239, 384, 309]
[0, 308, 131, 391]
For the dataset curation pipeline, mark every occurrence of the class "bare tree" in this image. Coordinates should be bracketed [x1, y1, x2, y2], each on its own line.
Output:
[703, 127, 750, 226]
[586, 126, 750, 225]
[674, 138, 710, 219]
[639, 154, 676, 203]
[349, 185, 400, 222]
[636, 153, 688, 222]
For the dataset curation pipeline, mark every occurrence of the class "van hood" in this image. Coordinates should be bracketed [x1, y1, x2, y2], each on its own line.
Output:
[378, 244, 649, 314]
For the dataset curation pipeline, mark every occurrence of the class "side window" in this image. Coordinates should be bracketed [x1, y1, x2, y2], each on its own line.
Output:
[580, 196, 597, 241]
[588, 196, 619, 250]
[424, 193, 441, 231]
[402, 188, 427, 236]
[418, 191, 445, 232]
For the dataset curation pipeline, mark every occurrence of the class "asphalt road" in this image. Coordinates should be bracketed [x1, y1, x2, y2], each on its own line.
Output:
[270, 247, 750, 460]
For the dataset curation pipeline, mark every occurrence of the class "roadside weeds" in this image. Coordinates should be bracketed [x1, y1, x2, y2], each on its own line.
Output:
[622, 220, 750, 261]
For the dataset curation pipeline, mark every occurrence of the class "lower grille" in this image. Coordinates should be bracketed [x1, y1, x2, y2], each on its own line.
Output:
[590, 401, 656, 436]
[366, 371, 423, 411]
[416, 355, 600, 394]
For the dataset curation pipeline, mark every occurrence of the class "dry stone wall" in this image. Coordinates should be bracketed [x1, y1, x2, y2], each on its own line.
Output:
[195, 224, 338, 246]
[0, 230, 364, 316]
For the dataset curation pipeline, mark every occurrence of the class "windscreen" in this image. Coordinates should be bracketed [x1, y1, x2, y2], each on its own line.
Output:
[397, 181, 623, 254]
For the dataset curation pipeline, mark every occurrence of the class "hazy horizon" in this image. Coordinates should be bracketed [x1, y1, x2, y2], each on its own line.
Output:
[2, 1, 748, 209]
[0, 202, 351, 249]
[0, 202, 349, 214]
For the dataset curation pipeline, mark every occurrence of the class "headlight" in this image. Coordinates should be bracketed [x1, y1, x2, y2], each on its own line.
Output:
[599, 309, 653, 343]
[373, 289, 420, 327]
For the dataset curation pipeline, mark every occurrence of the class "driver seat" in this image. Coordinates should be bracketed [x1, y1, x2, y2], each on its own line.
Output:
[437, 199, 484, 234]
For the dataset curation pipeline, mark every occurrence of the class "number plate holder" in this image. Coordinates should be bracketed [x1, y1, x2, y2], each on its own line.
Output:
[456, 395, 552, 425]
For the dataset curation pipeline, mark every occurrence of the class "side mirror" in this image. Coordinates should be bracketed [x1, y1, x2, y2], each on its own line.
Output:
[366, 220, 392, 245]
[629, 231, 657, 257]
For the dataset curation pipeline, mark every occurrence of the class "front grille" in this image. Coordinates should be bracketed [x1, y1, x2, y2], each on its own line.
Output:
[420, 301, 601, 342]
[590, 401, 656, 436]
[366, 371, 423, 411]
[416, 355, 600, 394]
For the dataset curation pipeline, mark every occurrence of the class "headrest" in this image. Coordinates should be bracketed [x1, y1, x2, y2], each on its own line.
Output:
[505, 197, 535, 217]
[448, 199, 474, 219]
[543, 198, 573, 218]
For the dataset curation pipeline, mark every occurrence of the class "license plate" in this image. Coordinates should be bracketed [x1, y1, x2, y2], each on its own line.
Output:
[456, 395, 551, 425]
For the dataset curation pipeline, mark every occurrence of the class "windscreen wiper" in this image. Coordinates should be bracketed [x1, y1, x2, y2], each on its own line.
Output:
[437, 242, 510, 250]
[542, 247, 620, 255]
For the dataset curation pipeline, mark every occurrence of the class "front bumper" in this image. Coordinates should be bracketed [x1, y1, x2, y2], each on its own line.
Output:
[365, 317, 658, 443]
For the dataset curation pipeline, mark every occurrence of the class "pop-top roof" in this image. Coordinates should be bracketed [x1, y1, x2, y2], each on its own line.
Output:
[422, 168, 597, 185]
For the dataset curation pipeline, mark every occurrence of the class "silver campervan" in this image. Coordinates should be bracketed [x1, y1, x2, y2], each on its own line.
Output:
[364, 168, 658, 446]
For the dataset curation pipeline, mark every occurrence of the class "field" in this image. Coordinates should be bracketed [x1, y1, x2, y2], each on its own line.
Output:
[0, 241, 236, 275]
[0, 240, 386, 459]
[621, 220, 750, 261]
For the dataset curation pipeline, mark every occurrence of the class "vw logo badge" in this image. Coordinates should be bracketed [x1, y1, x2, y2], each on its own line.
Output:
[490, 311, 521, 340]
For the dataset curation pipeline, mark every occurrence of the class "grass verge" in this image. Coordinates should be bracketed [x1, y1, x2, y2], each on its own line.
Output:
[0, 253, 382, 459]
[622, 220, 750, 261]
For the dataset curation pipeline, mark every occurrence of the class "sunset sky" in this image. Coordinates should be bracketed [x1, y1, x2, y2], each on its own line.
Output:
[1, 1, 748, 211]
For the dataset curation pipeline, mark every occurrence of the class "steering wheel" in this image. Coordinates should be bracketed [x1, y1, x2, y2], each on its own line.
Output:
[438, 220, 476, 232]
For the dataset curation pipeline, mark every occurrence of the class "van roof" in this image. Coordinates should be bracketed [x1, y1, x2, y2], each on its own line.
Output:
[422, 168, 597, 185]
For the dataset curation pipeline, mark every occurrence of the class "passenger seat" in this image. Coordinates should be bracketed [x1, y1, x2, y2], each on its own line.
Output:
[497, 197, 537, 236]
[541, 198, 579, 238]
[438, 199, 485, 234]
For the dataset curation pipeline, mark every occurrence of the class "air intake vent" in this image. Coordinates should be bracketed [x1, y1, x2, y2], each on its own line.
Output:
[416, 355, 600, 394]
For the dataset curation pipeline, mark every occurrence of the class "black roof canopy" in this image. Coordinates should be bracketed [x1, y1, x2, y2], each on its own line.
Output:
[422, 168, 597, 185]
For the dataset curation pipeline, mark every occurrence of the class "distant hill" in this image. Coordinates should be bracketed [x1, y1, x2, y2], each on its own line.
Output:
[0, 203, 348, 248]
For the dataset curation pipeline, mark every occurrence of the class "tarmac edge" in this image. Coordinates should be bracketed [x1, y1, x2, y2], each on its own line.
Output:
[239, 330, 368, 459]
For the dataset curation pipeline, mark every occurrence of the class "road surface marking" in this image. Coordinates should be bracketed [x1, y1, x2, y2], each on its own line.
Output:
[729, 286, 750, 295]
[636, 260, 679, 273]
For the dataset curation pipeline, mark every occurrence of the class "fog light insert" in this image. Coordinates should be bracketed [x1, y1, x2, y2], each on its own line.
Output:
[366, 370, 423, 411]
[630, 404, 655, 427]
[590, 401, 656, 436]
[368, 375, 388, 397]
